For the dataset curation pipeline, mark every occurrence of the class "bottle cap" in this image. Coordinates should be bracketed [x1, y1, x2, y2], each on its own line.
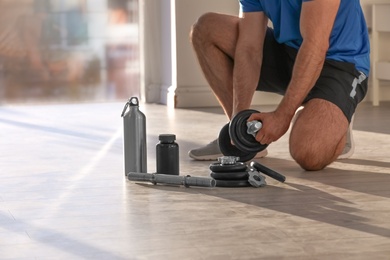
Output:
[121, 97, 140, 117]
[129, 97, 139, 106]
[159, 134, 176, 143]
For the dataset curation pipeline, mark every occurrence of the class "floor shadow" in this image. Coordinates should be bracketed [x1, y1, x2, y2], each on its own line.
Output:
[337, 158, 390, 168]
[127, 158, 390, 239]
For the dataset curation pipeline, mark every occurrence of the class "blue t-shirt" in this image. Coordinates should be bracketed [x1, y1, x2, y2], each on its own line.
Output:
[239, 0, 370, 75]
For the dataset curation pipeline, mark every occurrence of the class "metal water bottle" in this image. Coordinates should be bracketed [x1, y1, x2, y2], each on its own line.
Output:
[121, 97, 147, 176]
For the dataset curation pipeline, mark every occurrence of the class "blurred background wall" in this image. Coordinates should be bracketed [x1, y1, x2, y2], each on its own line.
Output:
[0, 0, 139, 104]
[1, 0, 388, 107]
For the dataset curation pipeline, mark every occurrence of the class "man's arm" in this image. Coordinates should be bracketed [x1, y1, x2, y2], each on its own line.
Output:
[276, 0, 341, 120]
[249, 0, 340, 144]
[232, 12, 268, 118]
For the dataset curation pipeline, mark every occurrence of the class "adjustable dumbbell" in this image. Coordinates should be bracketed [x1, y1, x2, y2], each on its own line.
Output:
[218, 109, 268, 162]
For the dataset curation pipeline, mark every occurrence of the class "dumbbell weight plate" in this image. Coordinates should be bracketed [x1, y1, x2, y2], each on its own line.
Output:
[230, 109, 260, 148]
[229, 109, 268, 153]
[209, 161, 247, 173]
[210, 171, 249, 181]
[218, 123, 257, 162]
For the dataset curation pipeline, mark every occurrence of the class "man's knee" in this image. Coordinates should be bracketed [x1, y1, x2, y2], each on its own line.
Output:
[190, 12, 217, 44]
[288, 101, 348, 171]
[290, 144, 330, 171]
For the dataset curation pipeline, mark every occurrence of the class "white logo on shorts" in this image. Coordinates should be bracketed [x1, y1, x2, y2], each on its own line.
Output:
[350, 72, 367, 98]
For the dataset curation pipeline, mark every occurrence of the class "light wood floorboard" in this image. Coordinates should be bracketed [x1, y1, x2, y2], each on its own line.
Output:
[0, 101, 389, 259]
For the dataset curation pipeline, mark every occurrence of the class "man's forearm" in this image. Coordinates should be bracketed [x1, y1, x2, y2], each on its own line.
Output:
[231, 13, 268, 119]
[232, 49, 262, 118]
[276, 41, 327, 119]
[277, 0, 338, 120]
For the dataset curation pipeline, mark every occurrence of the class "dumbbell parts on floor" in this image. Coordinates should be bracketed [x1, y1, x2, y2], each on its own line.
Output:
[209, 156, 286, 188]
[209, 156, 268, 188]
[250, 161, 286, 183]
[218, 109, 268, 162]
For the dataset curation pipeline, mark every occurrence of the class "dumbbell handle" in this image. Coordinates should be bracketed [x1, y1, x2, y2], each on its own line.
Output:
[247, 120, 263, 137]
[128, 172, 216, 188]
[250, 161, 286, 183]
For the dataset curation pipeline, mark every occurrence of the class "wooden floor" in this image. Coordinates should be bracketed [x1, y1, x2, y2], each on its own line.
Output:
[1, 101, 389, 259]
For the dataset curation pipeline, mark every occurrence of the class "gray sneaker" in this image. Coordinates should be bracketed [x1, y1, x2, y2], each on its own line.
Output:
[338, 115, 355, 159]
[188, 138, 268, 161]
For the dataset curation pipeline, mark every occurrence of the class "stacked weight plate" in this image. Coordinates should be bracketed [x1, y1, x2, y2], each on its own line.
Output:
[209, 161, 251, 187]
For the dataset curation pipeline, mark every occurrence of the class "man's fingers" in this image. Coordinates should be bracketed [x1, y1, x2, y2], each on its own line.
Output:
[248, 112, 262, 122]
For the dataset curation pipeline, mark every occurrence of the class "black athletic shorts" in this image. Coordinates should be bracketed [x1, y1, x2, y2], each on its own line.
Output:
[257, 28, 368, 123]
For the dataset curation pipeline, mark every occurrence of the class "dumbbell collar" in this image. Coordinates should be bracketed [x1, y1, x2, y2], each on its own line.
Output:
[218, 156, 240, 165]
[247, 167, 267, 188]
[246, 120, 262, 137]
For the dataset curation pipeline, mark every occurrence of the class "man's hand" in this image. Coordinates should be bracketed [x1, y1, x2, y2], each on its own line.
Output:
[248, 111, 293, 145]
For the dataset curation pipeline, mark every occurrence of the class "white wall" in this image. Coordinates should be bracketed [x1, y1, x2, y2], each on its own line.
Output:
[139, 0, 165, 103]
[361, 0, 390, 104]
[140, 0, 241, 106]
[172, 0, 243, 108]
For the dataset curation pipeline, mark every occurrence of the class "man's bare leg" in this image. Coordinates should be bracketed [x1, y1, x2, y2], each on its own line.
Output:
[190, 12, 239, 119]
[188, 13, 268, 160]
[290, 98, 348, 171]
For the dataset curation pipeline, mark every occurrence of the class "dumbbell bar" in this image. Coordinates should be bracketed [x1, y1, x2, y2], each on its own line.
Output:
[250, 161, 286, 183]
[128, 172, 216, 188]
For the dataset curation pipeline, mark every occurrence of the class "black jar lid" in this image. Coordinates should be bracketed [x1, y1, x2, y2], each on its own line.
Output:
[159, 134, 176, 143]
